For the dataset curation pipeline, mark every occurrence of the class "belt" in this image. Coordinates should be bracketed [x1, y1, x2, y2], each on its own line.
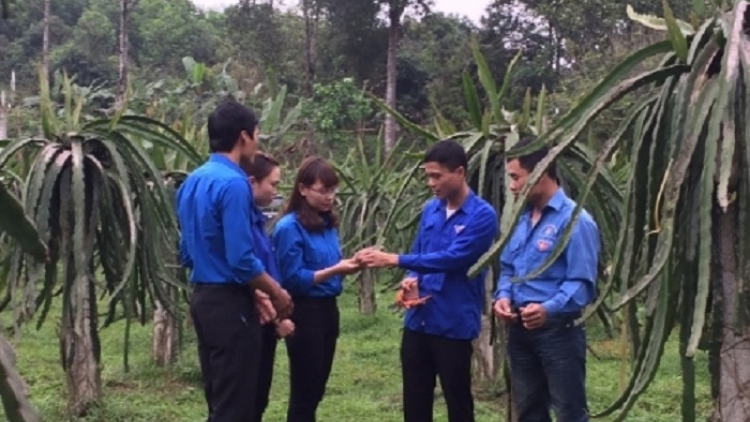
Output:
[192, 282, 250, 292]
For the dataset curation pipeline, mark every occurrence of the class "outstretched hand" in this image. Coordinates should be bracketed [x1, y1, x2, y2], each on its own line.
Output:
[356, 248, 398, 269]
[337, 258, 363, 275]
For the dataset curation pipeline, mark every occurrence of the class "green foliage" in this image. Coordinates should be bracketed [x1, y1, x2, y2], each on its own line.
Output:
[334, 136, 427, 289]
[0, 177, 46, 262]
[301, 78, 373, 145]
[0, 335, 41, 422]
[0, 70, 201, 414]
[464, 2, 750, 420]
[8, 292, 712, 421]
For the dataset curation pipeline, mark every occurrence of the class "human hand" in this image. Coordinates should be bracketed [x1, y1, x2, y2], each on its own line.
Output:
[358, 249, 398, 268]
[275, 319, 295, 338]
[270, 287, 294, 320]
[255, 290, 277, 324]
[400, 277, 418, 300]
[394, 277, 430, 309]
[353, 247, 376, 264]
[519, 303, 547, 329]
[492, 298, 516, 323]
[336, 258, 363, 275]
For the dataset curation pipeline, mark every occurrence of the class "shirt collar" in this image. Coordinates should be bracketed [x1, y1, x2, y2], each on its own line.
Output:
[521, 187, 567, 216]
[433, 189, 479, 215]
[251, 205, 268, 226]
[209, 153, 246, 177]
[545, 187, 567, 212]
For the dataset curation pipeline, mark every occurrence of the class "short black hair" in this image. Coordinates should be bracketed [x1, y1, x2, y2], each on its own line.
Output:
[507, 136, 558, 180]
[424, 139, 468, 172]
[207, 99, 259, 153]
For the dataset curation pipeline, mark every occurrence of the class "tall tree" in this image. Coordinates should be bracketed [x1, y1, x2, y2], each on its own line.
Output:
[42, 0, 49, 77]
[117, 0, 137, 108]
[381, 0, 431, 152]
[301, 0, 320, 95]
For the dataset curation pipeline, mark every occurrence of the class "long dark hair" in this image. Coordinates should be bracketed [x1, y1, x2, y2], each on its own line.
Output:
[283, 156, 340, 232]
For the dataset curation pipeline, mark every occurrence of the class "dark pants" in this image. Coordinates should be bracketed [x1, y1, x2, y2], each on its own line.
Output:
[190, 283, 262, 422]
[284, 296, 339, 422]
[507, 312, 589, 422]
[252, 323, 279, 422]
[401, 329, 475, 422]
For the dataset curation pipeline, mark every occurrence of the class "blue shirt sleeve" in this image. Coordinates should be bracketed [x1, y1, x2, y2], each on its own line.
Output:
[176, 186, 193, 269]
[220, 178, 265, 283]
[397, 207, 498, 274]
[541, 216, 600, 314]
[494, 242, 514, 301]
[404, 212, 425, 279]
[272, 221, 316, 295]
[179, 237, 193, 269]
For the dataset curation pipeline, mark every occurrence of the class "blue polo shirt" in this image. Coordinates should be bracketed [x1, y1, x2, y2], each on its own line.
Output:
[398, 191, 499, 340]
[250, 206, 281, 282]
[271, 213, 344, 297]
[177, 154, 264, 284]
[494, 188, 600, 314]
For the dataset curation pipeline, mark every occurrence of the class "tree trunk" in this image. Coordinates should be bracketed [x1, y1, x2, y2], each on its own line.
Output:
[152, 285, 179, 366]
[0, 90, 7, 140]
[358, 269, 377, 314]
[60, 264, 101, 417]
[472, 270, 499, 384]
[0, 335, 41, 422]
[116, 0, 134, 109]
[42, 0, 49, 78]
[384, 3, 403, 153]
[715, 202, 750, 421]
[302, 0, 317, 97]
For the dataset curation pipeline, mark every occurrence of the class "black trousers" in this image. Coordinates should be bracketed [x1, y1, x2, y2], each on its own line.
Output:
[401, 328, 475, 422]
[284, 296, 340, 422]
[252, 323, 279, 422]
[190, 283, 261, 422]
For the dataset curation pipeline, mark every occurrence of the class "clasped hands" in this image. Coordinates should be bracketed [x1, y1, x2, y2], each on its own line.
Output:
[255, 290, 296, 339]
[493, 298, 547, 329]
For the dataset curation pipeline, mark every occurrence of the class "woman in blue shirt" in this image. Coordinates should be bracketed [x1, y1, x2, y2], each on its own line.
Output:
[243, 152, 295, 422]
[272, 156, 361, 422]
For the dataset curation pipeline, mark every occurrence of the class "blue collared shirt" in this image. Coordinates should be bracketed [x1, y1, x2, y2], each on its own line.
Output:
[494, 188, 600, 314]
[398, 191, 499, 340]
[177, 154, 264, 284]
[271, 213, 343, 297]
[250, 206, 281, 282]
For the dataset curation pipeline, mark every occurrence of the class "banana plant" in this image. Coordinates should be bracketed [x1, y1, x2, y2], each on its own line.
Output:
[0, 69, 201, 416]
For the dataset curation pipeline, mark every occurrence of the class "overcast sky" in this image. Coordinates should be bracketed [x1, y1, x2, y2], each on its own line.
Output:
[190, 0, 490, 24]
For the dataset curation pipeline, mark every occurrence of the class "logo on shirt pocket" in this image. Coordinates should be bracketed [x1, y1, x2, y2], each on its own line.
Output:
[541, 224, 557, 237]
[536, 239, 552, 252]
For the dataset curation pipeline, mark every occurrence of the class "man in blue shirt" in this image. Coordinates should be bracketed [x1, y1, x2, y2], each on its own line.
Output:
[358, 139, 498, 422]
[177, 99, 293, 422]
[493, 136, 600, 422]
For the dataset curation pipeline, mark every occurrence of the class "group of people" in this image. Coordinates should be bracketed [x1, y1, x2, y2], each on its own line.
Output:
[176, 99, 601, 422]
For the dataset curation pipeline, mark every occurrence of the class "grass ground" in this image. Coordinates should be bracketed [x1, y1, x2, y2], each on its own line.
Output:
[9, 291, 711, 422]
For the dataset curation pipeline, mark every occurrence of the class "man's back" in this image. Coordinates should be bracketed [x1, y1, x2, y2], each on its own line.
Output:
[177, 154, 263, 284]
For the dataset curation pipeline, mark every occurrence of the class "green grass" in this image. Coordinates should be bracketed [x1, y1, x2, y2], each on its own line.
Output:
[7, 291, 711, 422]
